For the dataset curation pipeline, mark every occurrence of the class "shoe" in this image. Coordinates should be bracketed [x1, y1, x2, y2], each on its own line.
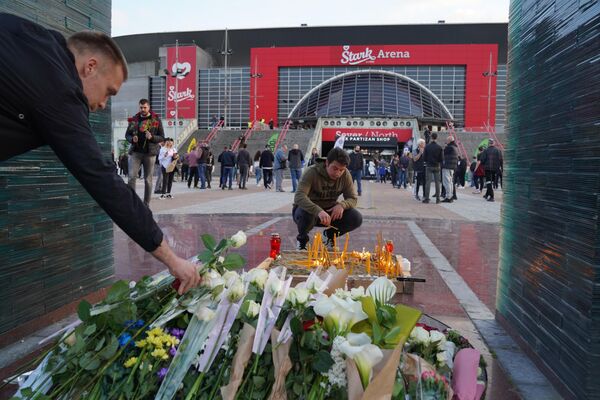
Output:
[222, 186, 225, 190]
[451, 196, 457, 200]
[322, 236, 335, 251]
[422, 199, 430, 204]
[228, 187, 233, 190]
[167, 194, 173, 199]
[296, 240, 307, 251]
[487, 198, 495, 202]
[441, 198, 452, 203]
[159, 194, 166, 200]
[207, 185, 211, 188]
[436, 198, 441, 204]
[415, 196, 421, 201]
[358, 192, 362, 196]
[277, 189, 285, 192]
[200, 186, 206, 189]
[473, 190, 481, 194]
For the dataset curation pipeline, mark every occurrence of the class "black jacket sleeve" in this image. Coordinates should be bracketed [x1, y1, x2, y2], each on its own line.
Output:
[30, 93, 163, 252]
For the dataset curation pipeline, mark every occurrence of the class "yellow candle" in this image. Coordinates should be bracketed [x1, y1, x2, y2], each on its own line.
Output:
[366, 256, 371, 275]
[343, 233, 350, 256]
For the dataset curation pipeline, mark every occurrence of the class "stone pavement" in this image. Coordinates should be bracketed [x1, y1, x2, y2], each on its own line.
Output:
[1, 176, 560, 399]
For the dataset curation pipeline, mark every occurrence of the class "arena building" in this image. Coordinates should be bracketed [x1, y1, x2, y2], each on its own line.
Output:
[112, 22, 508, 136]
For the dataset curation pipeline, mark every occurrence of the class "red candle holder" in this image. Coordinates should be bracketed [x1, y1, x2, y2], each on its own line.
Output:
[385, 240, 394, 253]
[270, 233, 281, 258]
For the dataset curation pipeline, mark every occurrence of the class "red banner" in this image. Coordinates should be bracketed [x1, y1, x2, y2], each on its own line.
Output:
[321, 128, 413, 142]
[166, 45, 197, 120]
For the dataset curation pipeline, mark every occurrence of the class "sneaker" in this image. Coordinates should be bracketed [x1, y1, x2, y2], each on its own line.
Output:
[487, 198, 495, 202]
[415, 195, 421, 201]
[472, 190, 481, 194]
[441, 198, 453, 203]
[422, 198, 430, 204]
[167, 194, 173, 199]
[296, 240, 307, 251]
[436, 198, 441, 204]
[159, 194, 166, 199]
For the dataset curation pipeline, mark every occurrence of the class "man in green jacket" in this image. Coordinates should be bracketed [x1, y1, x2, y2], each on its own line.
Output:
[293, 147, 363, 250]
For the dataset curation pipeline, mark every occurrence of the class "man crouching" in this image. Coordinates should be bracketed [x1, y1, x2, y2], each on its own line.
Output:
[293, 147, 363, 250]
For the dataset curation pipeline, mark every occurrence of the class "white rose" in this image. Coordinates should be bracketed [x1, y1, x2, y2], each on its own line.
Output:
[288, 287, 310, 306]
[218, 256, 225, 264]
[350, 287, 365, 300]
[195, 306, 215, 321]
[410, 326, 430, 344]
[230, 230, 247, 248]
[436, 351, 447, 366]
[129, 281, 136, 289]
[222, 271, 239, 287]
[64, 332, 76, 346]
[245, 300, 260, 318]
[202, 270, 224, 289]
[334, 288, 351, 300]
[246, 268, 268, 289]
[429, 330, 447, 348]
[267, 279, 283, 296]
[227, 280, 245, 302]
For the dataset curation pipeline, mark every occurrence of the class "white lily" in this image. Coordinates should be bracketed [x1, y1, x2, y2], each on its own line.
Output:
[409, 326, 430, 344]
[339, 332, 383, 389]
[288, 287, 310, 307]
[366, 277, 397, 304]
[334, 288, 351, 300]
[313, 294, 368, 335]
[230, 230, 247, 248]
[349, 286, 365, 300]
[245, 268, 268, 289]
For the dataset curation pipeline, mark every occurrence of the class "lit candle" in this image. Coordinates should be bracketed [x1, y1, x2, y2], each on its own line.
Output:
[366, 256, 371, 275]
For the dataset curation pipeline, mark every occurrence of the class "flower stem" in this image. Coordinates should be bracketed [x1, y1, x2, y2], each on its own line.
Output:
[208, 358, 228, 399]
[185, 371, 205, 400]
[234, 354, 260, 400]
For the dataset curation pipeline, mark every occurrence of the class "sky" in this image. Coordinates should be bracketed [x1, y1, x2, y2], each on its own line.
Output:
[112, 0, 510, 37]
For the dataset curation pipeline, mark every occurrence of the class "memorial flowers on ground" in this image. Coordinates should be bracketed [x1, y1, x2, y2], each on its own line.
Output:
[12, 231, 486, 400]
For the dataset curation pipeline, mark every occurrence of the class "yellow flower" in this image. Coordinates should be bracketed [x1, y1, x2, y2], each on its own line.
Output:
[124, 357, 138, 368]
[151, 348, 168, 360]
[135, 339, 147, 348]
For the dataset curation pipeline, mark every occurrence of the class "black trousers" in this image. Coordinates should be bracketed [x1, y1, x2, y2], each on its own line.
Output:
[485, 170, 497, 199]
[238, 164, 249, 188]
[187, 166, 199, 188]
[161, 167, 175, 194]
[263, 168, 273, 188]
[415, 171, 425, 197]
[292, 206, 363, 245]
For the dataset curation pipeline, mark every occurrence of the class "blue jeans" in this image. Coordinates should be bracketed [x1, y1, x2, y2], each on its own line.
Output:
[399, 170, 407, 188]
[224, 167, 234, 188]
[198, 164, 207, 188]
[290, 168, 302, 192]
[351, 170, 362, 194]
[255, 167, 262, 184]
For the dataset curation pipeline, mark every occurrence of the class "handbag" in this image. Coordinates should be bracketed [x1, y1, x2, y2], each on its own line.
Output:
[166, 159, 177, 173]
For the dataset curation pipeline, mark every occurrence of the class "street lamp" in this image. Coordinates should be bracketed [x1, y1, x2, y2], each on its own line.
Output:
[250, 57, 263, 123]
[482, 51, 498, 131]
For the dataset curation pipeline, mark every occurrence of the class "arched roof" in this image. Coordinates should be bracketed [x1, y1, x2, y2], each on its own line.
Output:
[287, 70, 453, 122]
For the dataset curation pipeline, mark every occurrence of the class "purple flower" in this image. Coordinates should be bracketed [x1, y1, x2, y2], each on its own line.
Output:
[170, 328, 185, 339]
[157, 367, 168, 380]
[169, 347, 177, 357]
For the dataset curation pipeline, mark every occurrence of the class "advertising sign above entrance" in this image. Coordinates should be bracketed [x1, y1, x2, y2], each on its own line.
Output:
[340, 45, 410, 65]
[321, 128, 413, 143]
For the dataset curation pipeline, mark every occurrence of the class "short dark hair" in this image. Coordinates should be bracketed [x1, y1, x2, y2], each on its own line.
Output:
[67, 31, 128, 80]
[242, 143, 247, 149]
[326, 147, 350, 166]
[431, 132, 438, 140]
[139, 99, 150, 105]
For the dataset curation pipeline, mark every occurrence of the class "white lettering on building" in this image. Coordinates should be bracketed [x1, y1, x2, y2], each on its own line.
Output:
[340, 45, 411, 64]
[167, 86, 195, 102]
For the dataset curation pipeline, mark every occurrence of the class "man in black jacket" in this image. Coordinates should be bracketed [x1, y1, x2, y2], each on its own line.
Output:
[218, 146, 236, 190]
[441, 136, 459, 203]
[125, 99, 165, 206]
[348, 145, 364, 196]
[422, 132, 444, 204]
[236, 143, 251, 189]
[259, 145, 275, 190]
[480, 139, 503, 201]
[0, 14, 200, 294]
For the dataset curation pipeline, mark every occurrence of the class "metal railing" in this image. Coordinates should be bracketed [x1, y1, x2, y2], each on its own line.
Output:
[274, 120, 291, 150]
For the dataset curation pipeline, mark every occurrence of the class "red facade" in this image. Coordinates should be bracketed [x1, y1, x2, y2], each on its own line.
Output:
[249, 44, 498, 128]
[166, 45, 198, 120]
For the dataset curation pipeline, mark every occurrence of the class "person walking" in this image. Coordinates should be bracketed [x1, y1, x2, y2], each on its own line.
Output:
[158, 138, 178, 199]
[349, 145, 364, 196]
[126, 98, 165, 206]
[422, 132, 443, 204]
[307, 147, 319, 167]
[288, 143, 304, 193]
[236, 143, 251, 189]
[253, 150, 262, 186]
[480, 139, 503, 202]
[260, 145, 274, 189]
[274, 144, 288, 192]
[441, 135, 459, 203]
[413, 139, 426, 201]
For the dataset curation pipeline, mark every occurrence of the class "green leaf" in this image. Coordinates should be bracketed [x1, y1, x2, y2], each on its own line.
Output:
[384, 326, 403, 345]
[83, 324, 96, 336]
[302, 307, 316, 321]
[98, 335, 118, 360]
[373, 323, 383, 345]
[201, 234, 217, 250]
[220, 253, 245, 270]
[252, 375, 266, 388]
[77, 300, 91, 322]
[94, 336, 106, 351]
[394, 303, 422, 348]
[106, 281, 130, 303]
[290, 317, 303, 336]
[312, 350, 334, 373]
[359, 296, 378, 324]
[214, 238, 228, 251]
[79, 352, 100, 370]
[197, 249, 213, 263]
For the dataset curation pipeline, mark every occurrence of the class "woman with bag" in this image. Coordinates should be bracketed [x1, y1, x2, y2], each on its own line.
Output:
[158, 138, 178, 199]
